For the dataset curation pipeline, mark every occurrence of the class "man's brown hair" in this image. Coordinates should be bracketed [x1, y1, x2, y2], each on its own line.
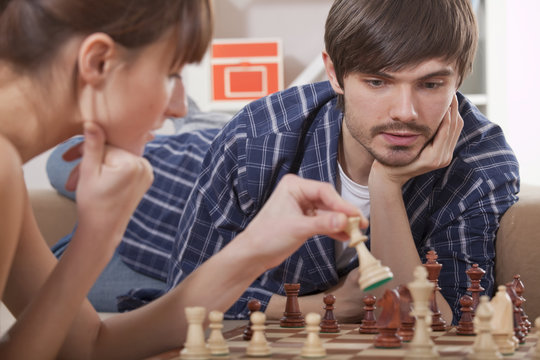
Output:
[325, 0, 478, 101]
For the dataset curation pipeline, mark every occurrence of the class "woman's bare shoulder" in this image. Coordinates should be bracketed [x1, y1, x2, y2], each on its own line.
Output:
[0, 134, 24, 187]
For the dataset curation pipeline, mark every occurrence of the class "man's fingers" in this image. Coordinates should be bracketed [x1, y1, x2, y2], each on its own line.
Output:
[79, 122, 106, 177]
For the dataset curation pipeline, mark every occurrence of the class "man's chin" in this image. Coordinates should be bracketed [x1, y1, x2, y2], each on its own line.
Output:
[374, 150, 420, 167]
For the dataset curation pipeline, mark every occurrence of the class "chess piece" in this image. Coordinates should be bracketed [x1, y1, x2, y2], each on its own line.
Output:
[505, 283, 525, 344]
[246, 311, 271, 357]
[467, 296, 502, 359]
[404, 266, 438, 360]
[301, 313, 327, 358]
[346, 217, 393, 291]
[423, 250, 447, 331]
[456, 294, 475, 335]
[374, 289, 402, 348]
[320, 294, 340, 333]
[533, 317, 540, 360]
[359, 294, 378, 334]
[490, 285, 516, 355]
[207, 310, 229, 356]
[243, 299, 261, 340]
[280, 283, 305, 327]
[512, 274, 531, 334]
[180, 306, 211, 360]
[466, 263, 486, 312]
[397, 285, 415, 342]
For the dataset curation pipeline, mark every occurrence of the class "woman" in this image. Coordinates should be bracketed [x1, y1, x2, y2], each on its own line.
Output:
[0, 0, 364, 358]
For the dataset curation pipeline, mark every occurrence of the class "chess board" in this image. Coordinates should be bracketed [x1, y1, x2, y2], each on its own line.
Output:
[149, 321, 538, 359]
[227, 322, 538, 359]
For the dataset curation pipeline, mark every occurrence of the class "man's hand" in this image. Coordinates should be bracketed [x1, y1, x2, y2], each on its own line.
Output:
[370, 94, 464, 188]
[239, 174, 367, 271]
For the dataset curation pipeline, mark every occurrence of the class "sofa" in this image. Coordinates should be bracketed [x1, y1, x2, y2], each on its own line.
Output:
[29, 184, 540, 322]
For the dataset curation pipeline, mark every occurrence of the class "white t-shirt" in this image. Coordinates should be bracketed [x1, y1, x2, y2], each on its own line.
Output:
[335, 162, 370, 272]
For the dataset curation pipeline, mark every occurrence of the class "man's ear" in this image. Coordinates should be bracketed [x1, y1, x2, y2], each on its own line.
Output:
[322, 51, 343, 95]
[77, 33, 116, 87]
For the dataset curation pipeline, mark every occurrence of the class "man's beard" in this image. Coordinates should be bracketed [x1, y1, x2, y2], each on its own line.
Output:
[343, 111, 435, 167]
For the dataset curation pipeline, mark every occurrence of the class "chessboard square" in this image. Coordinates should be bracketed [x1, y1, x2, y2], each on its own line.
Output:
[435, 345, 472, 357]
[323, 342, 372, 351]
[276, 337, 311, 344]
[266, 332, 297, 339]
[336, 334, 375, 341]
[356, 347, 406, 357]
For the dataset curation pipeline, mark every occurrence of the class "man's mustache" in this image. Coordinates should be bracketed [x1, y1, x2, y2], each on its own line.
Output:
[370, 123, 432, 138]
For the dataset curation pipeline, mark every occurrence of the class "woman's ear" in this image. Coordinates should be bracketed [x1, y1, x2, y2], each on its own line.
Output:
[77, 33, 116, 87]
[322, 51, 343, 95]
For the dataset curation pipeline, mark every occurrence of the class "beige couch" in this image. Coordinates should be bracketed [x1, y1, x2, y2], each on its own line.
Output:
[30, 185, 540, 322]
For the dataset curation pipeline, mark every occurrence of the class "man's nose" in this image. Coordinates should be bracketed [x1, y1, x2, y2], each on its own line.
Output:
[165, 79, 188, 118]
[389, 86, 418, 122]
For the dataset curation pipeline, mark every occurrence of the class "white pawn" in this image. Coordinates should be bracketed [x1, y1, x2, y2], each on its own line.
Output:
[346, 217, 393, 291]
[532, 317, 540, 359]
[404, 265, 438, 360]
[207, 310, 229, 356]
[490, 285, 516, 355]
[246, 311, 271, 357]
[301, 313, 326, 358]
[180, 306, 211, 360]
[467, 296, 502, 360]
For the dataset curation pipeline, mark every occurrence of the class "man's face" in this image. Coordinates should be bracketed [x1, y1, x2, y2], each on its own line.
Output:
[338, 59, 459, 167]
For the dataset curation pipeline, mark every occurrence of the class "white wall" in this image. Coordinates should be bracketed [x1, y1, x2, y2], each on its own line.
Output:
[504, 0, 540, 186]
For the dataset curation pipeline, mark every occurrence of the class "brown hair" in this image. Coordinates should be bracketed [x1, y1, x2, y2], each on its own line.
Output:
[325, 0, 478, 105]
[0, 0, 213, 72]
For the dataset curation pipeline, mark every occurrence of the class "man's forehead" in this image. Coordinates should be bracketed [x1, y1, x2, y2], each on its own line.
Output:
[374, 59, 458, 78]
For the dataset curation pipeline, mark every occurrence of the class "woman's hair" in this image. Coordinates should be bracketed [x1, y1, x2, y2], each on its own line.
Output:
[0, 0, 213, 72]
[325, 0, 478, 98]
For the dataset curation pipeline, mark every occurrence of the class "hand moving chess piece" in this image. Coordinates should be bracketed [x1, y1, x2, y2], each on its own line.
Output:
[423, 250, 447, 331]
[280, 283, 305, 327]
[359, 294, 378, 334]
[246, 311, 271, 357]
[490, 285, 516, 355]
[404, 266, 438, 360]
[320, 294, 340, 333]
[301, 313, 327, 358]
[207, 310, 229, 356]
[243, 299, 261, 340]
[180, 306, 211, 360]
[346, 217, 393, 291]
[374, 289, 402, 348]
[468, 296, 502, 360]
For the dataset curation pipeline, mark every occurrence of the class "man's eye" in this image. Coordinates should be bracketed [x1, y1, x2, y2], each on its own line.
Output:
[169, 73, 182, 80]
[423, 82, 441, 89]
[366, 79, 384, 87]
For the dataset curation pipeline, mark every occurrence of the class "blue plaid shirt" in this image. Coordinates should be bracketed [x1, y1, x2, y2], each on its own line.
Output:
[119, 81, 519, 322]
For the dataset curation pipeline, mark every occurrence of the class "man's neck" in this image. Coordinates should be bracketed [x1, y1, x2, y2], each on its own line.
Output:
[338, 125, 374, 186]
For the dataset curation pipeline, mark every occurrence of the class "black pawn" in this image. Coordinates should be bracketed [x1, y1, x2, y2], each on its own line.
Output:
[320, 294, 340, 333]
[243, 299, 261, 340]
[456, 295, 475, 335]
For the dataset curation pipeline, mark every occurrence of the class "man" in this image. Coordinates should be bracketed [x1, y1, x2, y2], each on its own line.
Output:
[52, 0, 519, 323]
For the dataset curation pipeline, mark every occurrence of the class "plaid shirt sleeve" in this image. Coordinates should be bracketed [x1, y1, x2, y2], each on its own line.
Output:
[404, 94, 520, 324]
[166, 82, 341, 319]
[166, 112, 275, 319]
